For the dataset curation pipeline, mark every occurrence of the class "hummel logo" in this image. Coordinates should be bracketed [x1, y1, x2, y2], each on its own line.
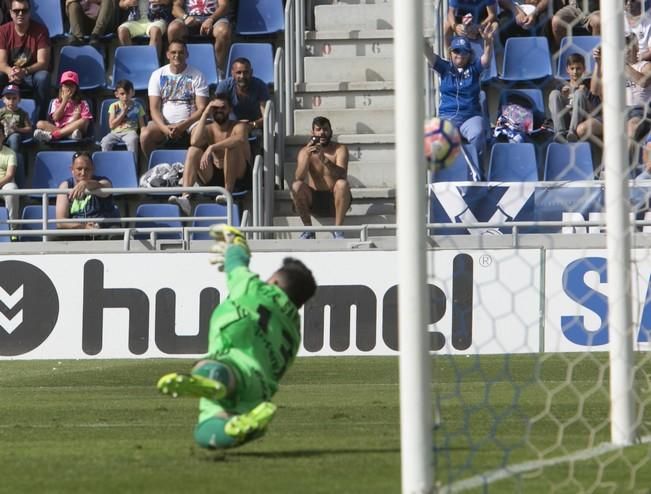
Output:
[0, 285, 23, 334]
[0, 260, 59, 356]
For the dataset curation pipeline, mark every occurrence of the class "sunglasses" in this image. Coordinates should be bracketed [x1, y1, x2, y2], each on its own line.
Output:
[73, 151, 91, 160]
[11, 8, 30, 15]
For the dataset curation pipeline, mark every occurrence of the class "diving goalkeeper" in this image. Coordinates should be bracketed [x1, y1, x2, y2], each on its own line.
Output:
[157, 225, 317, 449]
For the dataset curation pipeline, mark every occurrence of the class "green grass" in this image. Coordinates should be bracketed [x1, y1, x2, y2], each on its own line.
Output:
[0, 355, 649, 493]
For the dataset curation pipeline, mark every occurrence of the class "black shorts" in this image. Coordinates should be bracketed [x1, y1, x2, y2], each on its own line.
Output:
[309, 188, 353, 216]
[205, 160, 253, 193]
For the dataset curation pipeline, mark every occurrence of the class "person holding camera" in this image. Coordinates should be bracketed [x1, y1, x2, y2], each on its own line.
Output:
[169, 93, 251, 214]
[291, 116, 351, 240]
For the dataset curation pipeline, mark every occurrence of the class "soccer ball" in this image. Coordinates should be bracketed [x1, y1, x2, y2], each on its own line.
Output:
[424, 117, 461, 170]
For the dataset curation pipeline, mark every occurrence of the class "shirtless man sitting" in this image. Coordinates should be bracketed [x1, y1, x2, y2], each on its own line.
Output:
[291, 116, 351, 240]
[169, 93, 250, 215]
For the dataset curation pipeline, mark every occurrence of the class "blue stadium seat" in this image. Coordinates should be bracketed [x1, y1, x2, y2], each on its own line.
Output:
[0, 207, 9, 242]
[498, 89, 545, 115]
[31, 0, 65, 38]
[187, 43, 219, 87]
[501, 37, 552, 82]
[191, 203, 241, 240]
[91, 151, 139, 193]
[235, 0, 284, 36]
[96, 97, 147, 148]
[226, 43, 274, 86]
[556, 36, 600, 79]
[20, 205, 57, 241]
[431, 145, 480, 182]
[148, 149, 188, 169]
[31, 151, 76, 191]
[111, 46, 160, 91]
[469, 39, 497, 83]
[135, 204, 183, 240]
[488, 143, 538, 181]
[544, 142, 594, 181]
[58, 46, 106, 91]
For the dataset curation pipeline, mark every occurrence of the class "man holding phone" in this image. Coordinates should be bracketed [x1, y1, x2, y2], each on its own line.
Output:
[291, 116, 351, 240]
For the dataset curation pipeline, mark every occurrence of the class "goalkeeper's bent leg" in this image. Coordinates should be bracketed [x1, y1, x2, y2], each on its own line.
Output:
[194, 402, 277, 449]
[191, 359, 237, 392]
[194, 416, 238, 449]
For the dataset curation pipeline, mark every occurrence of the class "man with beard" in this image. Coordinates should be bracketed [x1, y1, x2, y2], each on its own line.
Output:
[291, 116, 351, 240]
[169, 93, 250, 214]
[215, 57, 269, 134]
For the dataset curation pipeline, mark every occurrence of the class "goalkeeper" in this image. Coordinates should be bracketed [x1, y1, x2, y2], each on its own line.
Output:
[157, 225, 317, 449]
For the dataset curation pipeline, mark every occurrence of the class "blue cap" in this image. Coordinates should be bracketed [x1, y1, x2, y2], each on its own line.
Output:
[450, 37, 472, 54]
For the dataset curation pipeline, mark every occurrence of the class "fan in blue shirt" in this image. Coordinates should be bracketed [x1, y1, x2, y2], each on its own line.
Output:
[425, 30, 494, 173]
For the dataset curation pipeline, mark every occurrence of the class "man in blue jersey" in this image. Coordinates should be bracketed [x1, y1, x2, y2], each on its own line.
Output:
[157, 225, 317, 449]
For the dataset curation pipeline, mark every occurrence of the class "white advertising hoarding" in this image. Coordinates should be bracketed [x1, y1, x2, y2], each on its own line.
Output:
[0, 250, 542, 359]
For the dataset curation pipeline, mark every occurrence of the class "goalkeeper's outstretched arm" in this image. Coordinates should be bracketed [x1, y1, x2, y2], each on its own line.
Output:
[209, 225, 251, 274]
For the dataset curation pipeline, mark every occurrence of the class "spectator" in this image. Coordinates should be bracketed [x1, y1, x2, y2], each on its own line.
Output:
[169, 93, 250, 214]
[0, 126, 19, 229]
[140, 39, 209, 159]
[100, 79, 146, 159]
[32, 71, 93, 143]
[118, 0, 172, 59]
[424, 31, 495, 171]
[55, 152, 119, 231]
[548, 53, 593, 142]
[445, 0, 498, 45]
[625, 0, 651, 62]
[0, 0, 51, 121]
[65, 0, 118, 47]
[0, 84, 32, 184]
[215, 57, 269, 134]
[291, 116, 351, 240]
[168, 0, 235, 78]
[497, 0, 551, 46]
[550, 0, 600, 53]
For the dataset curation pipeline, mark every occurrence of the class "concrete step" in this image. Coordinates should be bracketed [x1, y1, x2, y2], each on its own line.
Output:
[304, 56, 393, 83]
[294, 108, 394, 134]
[284, 134, 395, 166]
[313, 0, 394, 5]
[295, 89, 394, 110]
[274, 189, 396, 216]
[305, 30, 394, 58]
[315, 4, 393, 31]
[282, 160, 395, 188]
[271, 215, 397, 240]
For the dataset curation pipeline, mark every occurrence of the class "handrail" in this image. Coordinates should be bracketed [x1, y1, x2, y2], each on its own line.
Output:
[252, 154, 263, 238]
[284, 0, 296, 135]
[295, 0, 305, 86]
[274, 47, 286, 189]
[262, 99, 276, 231]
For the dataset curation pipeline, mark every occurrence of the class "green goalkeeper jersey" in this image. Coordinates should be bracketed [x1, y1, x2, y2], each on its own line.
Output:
[207, 245, 301, 398]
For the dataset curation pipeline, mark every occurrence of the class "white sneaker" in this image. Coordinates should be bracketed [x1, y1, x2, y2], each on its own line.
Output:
[168, 195, 191, 216]
[70, 129, 83, 140]
[33, 129, 52, 142]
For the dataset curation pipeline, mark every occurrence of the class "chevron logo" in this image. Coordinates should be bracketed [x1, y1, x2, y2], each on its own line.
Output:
[0, 260, 59, 356]
[0, 285, 23, 334]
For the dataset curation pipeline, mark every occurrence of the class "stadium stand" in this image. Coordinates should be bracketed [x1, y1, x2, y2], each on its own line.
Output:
[134, 203, 183, 240]
[20, 204, 57, 241]
[432, 144, 480, 183]
[501, 36, 553, 83]
[555, 36, 601, 79]
[226, 43, 275, 86]
[0, 206, 9, 242]
[148, 149, 187, 170]
[31, 0, 65, 39]
[187, 43, 220, 89]
[91, 151, 139, 191]
[191, 203, 241, 240]
[235, 0, 285, 36]
[110, 45, 160, 91]
[58, 45, 106, 91]
[30, 151, 76, 192]
[488, 143, 539, 182]
[543, 142, 594, 181]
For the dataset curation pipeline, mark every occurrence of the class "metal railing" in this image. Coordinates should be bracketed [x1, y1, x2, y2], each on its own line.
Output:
[274, 47, 286, 190]
[262, 100, 275, 230]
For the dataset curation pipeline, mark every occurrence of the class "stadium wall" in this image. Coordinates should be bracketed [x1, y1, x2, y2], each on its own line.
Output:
[1, 249, 650, 359]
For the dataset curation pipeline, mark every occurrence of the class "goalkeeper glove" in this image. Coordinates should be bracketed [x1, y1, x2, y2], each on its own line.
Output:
[209, 224, 250, 271]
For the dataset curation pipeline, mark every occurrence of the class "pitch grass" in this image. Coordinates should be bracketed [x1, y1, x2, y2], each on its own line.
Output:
[0, 355, 650, 493]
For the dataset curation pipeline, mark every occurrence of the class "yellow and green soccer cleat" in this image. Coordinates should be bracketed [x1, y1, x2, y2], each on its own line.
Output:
[157, 372, 226, 401]
[225, 402, 278, 443]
